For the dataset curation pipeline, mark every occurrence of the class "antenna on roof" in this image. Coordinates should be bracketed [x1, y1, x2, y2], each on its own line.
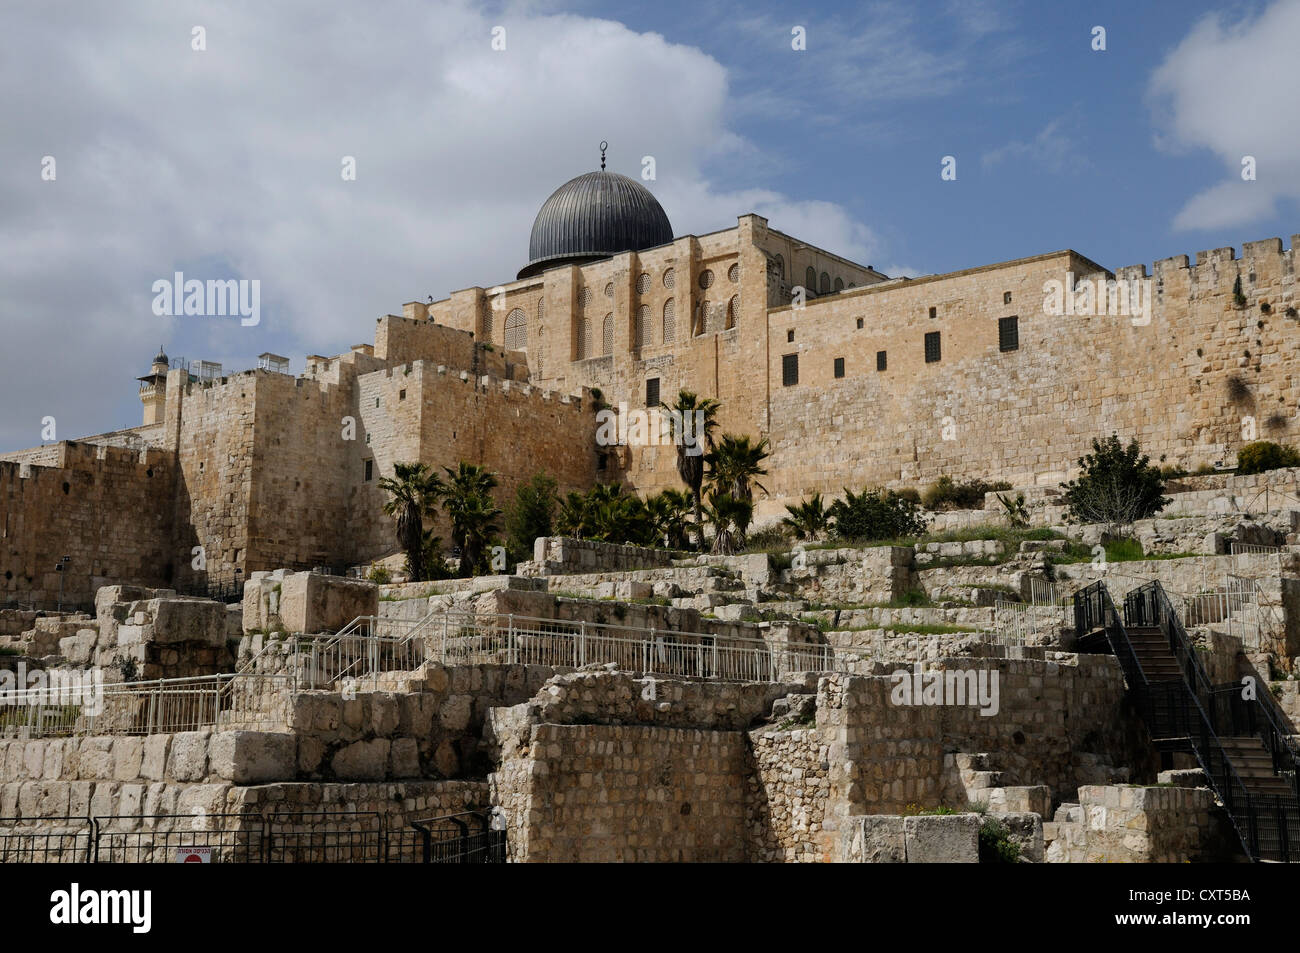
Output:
[600, 140, 608, 171]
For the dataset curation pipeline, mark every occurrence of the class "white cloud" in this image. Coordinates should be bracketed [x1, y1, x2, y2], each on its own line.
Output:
[0, 1, 889, 451]
[982, 116, 1088, 174]
[1148, 0, 1300, 231]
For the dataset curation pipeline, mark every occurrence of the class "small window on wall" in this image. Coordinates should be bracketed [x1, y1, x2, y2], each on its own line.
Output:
[876, 350, 887, 371]
[999, 315, 1019, 352]
[1003, 291, 1013, 305]
[399, 389, 406, 401]
[646, 377, 660, 408]
[924, 331, 941, 363]
[834, 357, 845, 378]
[856, 317, 864, 329]
[364, 459, 373, 482]
[782, 353, 799, 387]
[928, 306, 937, 319]
[787, 329, 795, 343]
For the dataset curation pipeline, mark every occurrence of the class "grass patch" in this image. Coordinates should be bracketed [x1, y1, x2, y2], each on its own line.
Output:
[1049, 538, 1201, 566]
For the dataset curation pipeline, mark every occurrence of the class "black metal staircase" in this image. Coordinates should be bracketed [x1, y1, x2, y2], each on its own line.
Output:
[1074, 579, 1300, 861]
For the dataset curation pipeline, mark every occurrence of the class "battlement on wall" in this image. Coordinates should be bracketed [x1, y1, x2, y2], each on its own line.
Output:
[1, 440, 171, 478]
[1121, 234, 1300, 281]
[365, 358, 595, 410]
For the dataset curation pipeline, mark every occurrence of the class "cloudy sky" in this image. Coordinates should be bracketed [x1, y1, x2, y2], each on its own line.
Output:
[2, 0, 1298, 452]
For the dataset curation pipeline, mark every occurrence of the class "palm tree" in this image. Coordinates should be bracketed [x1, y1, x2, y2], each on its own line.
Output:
[782, 493, 829, 541]
[703, 491, 752, 556]
[556, 490, 595, 539]
[378, 462, 443, 582]
[707, 434, 770, 548]
[437, 462, 502, 577]
[661, 390, 721, 549]
[644, 489, 693, 549]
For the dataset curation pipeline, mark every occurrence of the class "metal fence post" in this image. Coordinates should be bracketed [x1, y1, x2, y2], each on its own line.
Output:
[508, 614, 515, 665]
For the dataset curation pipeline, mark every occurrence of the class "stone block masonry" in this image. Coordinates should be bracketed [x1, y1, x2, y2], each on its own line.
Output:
[491, 722, 750, 862]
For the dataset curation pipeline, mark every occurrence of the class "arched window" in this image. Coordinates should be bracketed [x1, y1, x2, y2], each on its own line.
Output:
[636, 273, 651, 295]
[577, 316, 592, 360]
[728, 263, 740, 283]
[820, 272, 831, 294]
[805, 266, 817, 292]
[635, 305, 650, 347]
[537, 298, 545, 322]
[773, 254, 785, 279]
[699, 269, 714, 290]
[663, 267, 675, 290]
[578, 287, 591, 310]
[504, 308, 527, 350]
[694, 300, 708, 336]
[834, 277, 844, 292]
[726, 295, 738, 330]
[602, 313, 613, 356]
[663, 299, 676, 344]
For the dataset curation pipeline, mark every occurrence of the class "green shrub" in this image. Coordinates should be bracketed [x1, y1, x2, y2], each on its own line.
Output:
[366, 564, 391, 584]
[1236, 441, 1300, 475]
[979, 818, 1022, 863]
[1060, 434, 1169, 526]
[922, 476, 1012, 511]
[505, 472, 559, 564]
[829, 487, 929, 542]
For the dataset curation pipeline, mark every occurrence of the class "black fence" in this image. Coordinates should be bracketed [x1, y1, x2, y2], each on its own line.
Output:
[0, 810, 506, 864]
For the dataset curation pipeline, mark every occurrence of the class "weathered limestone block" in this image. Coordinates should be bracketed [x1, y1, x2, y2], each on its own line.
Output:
[903, 813, 980, 862]
[331, 738, 391, 780]
[841, 814, 906, 862]
[278, 572, 378, 634]
[166, 731, 211, 782]
[149, 598, 231, 646]
[209, 731, 297, 784]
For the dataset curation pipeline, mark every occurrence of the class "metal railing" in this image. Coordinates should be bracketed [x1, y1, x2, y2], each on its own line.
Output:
[0, 810, 506, 864]
[0, 673, 292, 740]
[1074, 580, 1300, 861]
[1230, 541, 1283, 558]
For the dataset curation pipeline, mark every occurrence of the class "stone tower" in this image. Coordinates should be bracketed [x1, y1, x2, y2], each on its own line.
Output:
[137, 346, 169, 425]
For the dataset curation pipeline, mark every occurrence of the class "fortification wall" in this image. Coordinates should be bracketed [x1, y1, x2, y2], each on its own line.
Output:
[761, 236, 1300, 509]
[0, 444, 175, 606]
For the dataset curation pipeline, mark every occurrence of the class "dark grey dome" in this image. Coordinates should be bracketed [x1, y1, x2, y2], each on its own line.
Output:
[518, 171, 673, 279]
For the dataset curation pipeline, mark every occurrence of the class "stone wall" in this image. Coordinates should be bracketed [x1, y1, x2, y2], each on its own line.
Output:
[490, 722, 750, 862]
[1045, 785, 1241, 863]
[0, 444, 175, 606]
[519, 536, 679, 576]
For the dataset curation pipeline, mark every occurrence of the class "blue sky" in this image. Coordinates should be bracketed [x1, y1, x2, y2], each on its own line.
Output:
[1, 0, 1297, 451]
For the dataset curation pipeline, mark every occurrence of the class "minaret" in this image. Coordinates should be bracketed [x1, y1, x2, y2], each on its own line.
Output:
[137, 346, 169, 425]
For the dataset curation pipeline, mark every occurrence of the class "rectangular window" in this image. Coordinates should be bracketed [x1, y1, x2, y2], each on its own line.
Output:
[928, 306, 937, 319]
[1003, 291, 1013, 305]
[645, 377, 660, 408]
[399, 389, 406, 401]
[364, 459, 373, 482]
[833, 357, 845, 378]
[856, 317, 864, 329]
[876, 350, 887, 372]
[782, 353, 799, 387]
[924, 331, 941, 363]
[787, 329, 795, 342]
[999, 315, 1019, 352]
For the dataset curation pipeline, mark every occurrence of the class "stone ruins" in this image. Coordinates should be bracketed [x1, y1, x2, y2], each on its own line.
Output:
[0, 163, 1297, 863]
